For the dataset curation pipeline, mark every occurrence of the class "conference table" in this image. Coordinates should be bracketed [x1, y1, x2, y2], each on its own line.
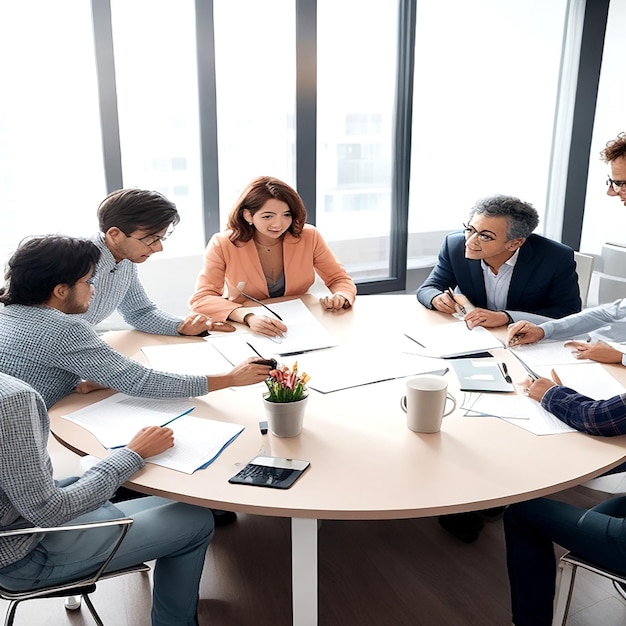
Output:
[49, 294, 626, 625]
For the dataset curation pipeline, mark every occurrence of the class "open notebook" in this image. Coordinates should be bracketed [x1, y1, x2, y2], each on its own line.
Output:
[61, 394, 243, 474]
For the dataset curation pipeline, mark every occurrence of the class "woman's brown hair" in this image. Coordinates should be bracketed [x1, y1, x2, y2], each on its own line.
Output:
[226, 176, 307, 244]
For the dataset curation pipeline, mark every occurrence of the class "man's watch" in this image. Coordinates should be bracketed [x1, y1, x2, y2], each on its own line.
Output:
[500, 311, 514, 325]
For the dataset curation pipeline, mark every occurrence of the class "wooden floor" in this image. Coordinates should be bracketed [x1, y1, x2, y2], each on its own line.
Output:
[2, 485, 626, 625]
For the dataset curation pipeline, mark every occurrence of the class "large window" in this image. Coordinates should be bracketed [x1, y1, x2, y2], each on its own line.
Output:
[316, 0, 397, 280]
[111, 0, 204, 256]
[0, 1, 602, 298]
[0, 1, 105, 262]
[213, 0, 296, 228]
[408, 0, 568, 264]
[579, 0, 626, 255]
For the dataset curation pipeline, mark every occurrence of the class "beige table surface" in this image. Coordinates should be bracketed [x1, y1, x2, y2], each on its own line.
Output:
[49, 294, 626, 625]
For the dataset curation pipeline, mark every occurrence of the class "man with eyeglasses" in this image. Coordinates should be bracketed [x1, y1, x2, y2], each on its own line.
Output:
[417, 194, 581, 330]
[82, 188, 233, 337]
[82, 189, 239, 525]
[507, 132, 626, 363]
[500, 132, 626, 626]
[417, 194, 581, 544]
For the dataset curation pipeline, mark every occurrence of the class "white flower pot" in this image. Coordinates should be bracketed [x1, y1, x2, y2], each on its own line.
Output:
[262, 394, 308, 437]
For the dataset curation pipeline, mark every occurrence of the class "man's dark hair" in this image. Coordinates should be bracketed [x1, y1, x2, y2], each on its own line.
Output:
[0, 236, 101, 306]
[600, 132, 626, 163]
[97, 188, 180, 235]
[469, 195, 539, 240]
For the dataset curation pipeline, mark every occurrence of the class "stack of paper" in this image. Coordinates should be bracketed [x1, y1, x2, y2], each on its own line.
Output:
[461, 392, 576, 435]
[404, 321, 504, 358]
[294, 348, 448, 393]
[233, 299, 338, 357]
[461, 363, 625, 435]
[61, 394, 244, 474]
[141, 342, 234, 375]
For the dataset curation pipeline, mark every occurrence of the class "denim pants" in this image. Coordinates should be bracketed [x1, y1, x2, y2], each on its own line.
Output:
[504, 496, 626, 626]
[0, 495, 215, 626]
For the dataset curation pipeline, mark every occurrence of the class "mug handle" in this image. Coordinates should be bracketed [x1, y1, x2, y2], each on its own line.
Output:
[442, 393, 457, 417]
[400, 396, 407, 413]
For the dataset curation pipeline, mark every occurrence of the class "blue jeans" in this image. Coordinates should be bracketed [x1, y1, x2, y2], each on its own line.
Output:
[0, 496, 214, 626]
[504, 496, 626, 626]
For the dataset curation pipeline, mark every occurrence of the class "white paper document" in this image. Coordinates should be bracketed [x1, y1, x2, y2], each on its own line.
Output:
[62, 394, 196, 448]
[294, 348, 448, 393]
[221, 299, 338, 357]
[404, 322, 504, 358]
[61, 394, 244, 473]
[461, 392, 576, 435]
[461, 363, 625, 435]
[535, 362, 625, 400]
[145, 416, 244, 474]
[141, 342, 235, 375]
[509, 341, 588, 367]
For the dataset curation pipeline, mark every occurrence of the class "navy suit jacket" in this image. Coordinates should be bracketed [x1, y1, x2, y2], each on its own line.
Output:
[416, 232, 581, 319]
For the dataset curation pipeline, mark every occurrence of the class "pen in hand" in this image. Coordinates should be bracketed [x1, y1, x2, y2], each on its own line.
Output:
[446, 288, 467, 315]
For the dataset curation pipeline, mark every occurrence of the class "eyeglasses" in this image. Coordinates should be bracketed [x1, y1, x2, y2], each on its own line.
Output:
[462, 223, 499, 242]
[125, 228, 174, 249]
[607, 177, 626, 193]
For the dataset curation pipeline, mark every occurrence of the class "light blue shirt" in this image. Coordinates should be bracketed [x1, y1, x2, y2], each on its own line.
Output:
[81, 234, 183, 336]
[540, 299, 626, 366]
[0, 304, 208, 408]
[0, 373, 142, 567]
[481, 249, 519, 312]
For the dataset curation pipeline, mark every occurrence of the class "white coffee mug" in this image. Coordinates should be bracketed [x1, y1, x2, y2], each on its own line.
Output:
[400, 375, 457, 433]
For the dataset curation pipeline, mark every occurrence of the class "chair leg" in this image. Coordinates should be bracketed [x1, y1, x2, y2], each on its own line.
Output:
[4, 600, 20, 626]
[553, 561, 577, 626]
[64, 595, 81, 610]
[82, 593, 104, 626]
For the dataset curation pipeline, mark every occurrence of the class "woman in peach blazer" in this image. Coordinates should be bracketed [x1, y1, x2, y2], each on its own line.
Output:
[189, 176, 356, 338]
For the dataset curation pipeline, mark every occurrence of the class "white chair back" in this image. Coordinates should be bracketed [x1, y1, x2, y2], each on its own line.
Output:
[574, 251, 594, 308]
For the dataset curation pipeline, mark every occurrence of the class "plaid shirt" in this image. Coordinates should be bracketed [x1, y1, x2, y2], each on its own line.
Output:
[80, 233, 182, 335]
[0, 304, 208, 408]
[0, 373, 142, 568]
[543, 385, 626, 436]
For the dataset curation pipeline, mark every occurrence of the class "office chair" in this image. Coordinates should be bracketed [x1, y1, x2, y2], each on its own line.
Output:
[0, 518, 150, 626]
[573, 251, 594, 309]
[552, 552, 626, 625]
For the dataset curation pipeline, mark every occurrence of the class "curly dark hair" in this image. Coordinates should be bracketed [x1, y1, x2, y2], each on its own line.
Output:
[600, 133, 626, 163]
[0, 236, 100, 306]
[226, 176, 307, 245]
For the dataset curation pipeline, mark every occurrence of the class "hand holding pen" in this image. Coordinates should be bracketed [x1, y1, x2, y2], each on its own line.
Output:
[245, 314, 288, 339]
[446, 288, 467, 315]
[431, 288, 465, 315]
[507, 320, 545, 347]
[520, 375, 558, 402]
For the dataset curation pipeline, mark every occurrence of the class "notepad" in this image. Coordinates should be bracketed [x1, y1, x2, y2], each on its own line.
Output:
[61, 394, 244, 473]
[236, 299, 338, 356]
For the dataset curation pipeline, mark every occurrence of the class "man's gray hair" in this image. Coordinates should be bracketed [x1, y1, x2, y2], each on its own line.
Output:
[468, 195, 539, 240]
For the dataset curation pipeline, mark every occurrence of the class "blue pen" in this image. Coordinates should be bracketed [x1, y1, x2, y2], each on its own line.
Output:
[161, 406, 195, 428]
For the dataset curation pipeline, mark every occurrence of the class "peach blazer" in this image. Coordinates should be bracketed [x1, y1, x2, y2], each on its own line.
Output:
[189, 225, 357, 321]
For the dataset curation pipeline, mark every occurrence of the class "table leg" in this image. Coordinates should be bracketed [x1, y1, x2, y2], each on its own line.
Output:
[291, 517, 318, 625]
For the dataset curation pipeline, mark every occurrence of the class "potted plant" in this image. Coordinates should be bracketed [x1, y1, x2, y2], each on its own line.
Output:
[263, 362, 311, 437]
